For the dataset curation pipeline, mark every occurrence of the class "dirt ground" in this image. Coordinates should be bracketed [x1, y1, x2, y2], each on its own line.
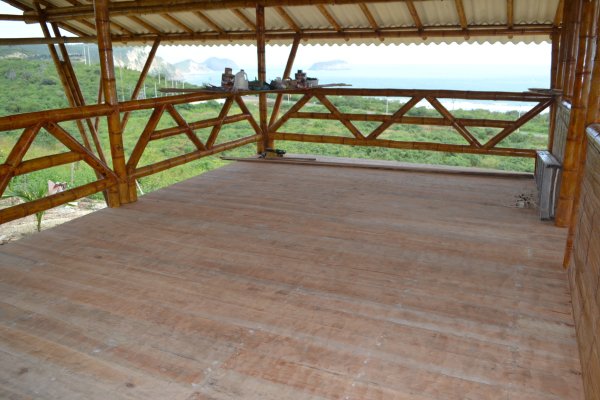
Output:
[0, 198, 106, 245]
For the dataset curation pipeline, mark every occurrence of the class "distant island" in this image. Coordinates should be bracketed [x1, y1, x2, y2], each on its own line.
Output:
[309, 60, 350, 71]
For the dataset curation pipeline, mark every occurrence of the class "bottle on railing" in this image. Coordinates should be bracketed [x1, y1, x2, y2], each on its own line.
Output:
[221, 67, 234, 91]
[233, 69, 249, 91]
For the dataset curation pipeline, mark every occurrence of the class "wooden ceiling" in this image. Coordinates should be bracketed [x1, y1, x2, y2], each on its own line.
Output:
[2, 0, 563, 45]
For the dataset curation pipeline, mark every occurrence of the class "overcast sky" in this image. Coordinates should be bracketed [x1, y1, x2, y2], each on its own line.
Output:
[1, 2, 551, 69]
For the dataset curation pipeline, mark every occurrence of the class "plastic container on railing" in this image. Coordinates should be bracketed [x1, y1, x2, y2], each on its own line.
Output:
[233, 69, 248, 91]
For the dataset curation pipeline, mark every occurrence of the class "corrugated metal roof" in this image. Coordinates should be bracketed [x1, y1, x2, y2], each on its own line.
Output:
[5, 0, 560, 46]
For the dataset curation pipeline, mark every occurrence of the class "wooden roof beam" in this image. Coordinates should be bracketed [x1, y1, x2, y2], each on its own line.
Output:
[507, 0, 513, 38]
[275, 6, 301, 33]
[454, 0, 469, 39]
[0, 24, 556, 46]
[553, 0, 564, 27]
[317, 4, 342, 32]
[232, 8, 255, 30]
[405, 0, 425, 39]
[128, 15, 161, 34]
[358, 3, 381, 37]
[27, 0, 412, 23]
[161, 13, 194, 33]
[194, 11, 225, 33]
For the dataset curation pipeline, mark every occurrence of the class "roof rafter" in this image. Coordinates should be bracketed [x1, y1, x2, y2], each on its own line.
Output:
[161, 13, 194, 33]
[275, 6, 301, 33]
[317, 4, 342, 32]
[194, 10, 224, 33]
[358, 3, 379, 32]
[25, 0, 414, 23]
[405, 0, 425, 39]
[231, 8, 255, 30]
[454, 0, 469, 39]
[128, 15, 161, 34]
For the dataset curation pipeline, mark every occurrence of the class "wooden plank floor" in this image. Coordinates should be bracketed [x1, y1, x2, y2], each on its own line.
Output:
[0, 161, 583, 400]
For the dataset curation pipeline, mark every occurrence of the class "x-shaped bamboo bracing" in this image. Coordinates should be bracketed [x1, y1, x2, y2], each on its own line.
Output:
[426, 97, 481, 147]
[0, 124, 41, 197]
[315, 94, 364, 139]
[166, 105, 207, 151]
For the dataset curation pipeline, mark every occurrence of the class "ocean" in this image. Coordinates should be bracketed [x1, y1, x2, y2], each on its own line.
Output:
[185, 63, 550, 113]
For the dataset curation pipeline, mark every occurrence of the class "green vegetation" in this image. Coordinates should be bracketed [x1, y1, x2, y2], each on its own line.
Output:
[0, 59, 549, 204]
[3, 178, 48, 231]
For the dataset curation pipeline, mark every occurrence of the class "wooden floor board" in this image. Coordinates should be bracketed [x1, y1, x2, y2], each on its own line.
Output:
[0, 162, 583, 399]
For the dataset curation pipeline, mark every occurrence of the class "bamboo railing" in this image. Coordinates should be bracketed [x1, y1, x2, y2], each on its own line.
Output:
[1, 87, 554, 226]
[268, 88, 554, 158]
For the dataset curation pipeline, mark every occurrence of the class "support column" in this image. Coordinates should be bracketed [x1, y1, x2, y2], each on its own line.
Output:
[556, 0, 595, 227]
[94, 0, 131, 205]
[269, 35, 301, 127]
[548, 28, 561, 152]
[564, 0, 600, 266]
[256, 5, 270, 153]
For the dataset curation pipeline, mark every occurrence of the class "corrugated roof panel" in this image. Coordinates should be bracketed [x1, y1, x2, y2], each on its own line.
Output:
[368, 3, 415, 28]
[416, 1, 460, 26]
[264, 7, 292, 31]
[287, 6, 331, 29]
[169, 12, 211, 33]
[203, 9, 252, 32]
[515, 0, 558, 23]
[327, 4, 369, 29]
[463, 0, 504, 25]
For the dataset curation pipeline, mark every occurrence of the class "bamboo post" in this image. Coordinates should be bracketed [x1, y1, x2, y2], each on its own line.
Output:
[95, 0, 129, 205]
[555, 0, 595, 227]
[269, 35, 301, 128]
[563, 0, 600, 266]
[256, 5, 269, 152]
[564, 0, 584, 102]
[548, 28, 561, 152]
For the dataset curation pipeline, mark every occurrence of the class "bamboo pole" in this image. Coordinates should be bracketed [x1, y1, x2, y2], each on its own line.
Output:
[95, 0, 129, 205]
[315, 94, 364, 139]
[131, 134, 262, 180]
[151, 113, 249, 140]
[206, 97, 234, 148]
[0, 125, 41, 197]
[548, 28, 561, 152]
[126, 105, 166, 172]
[555, 0, 596, 227]
[165, 104, 207, 151]
[274, 132, 537, 158]
[269, 35, 301, 127]
[427, 97, 481, 147]
[13, 152, 84, 176]
[563, 0, 600, 265]
[121, 38, 161, 132]
[564, 0, 584, 102]
[234, 96, 262, 134]
[367, 96, 422, 139]
[256, 4, 269, 152]
[0, 179, 114, 225]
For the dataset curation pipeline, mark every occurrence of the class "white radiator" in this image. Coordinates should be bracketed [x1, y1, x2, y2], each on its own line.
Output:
[535, 150, 561, 220]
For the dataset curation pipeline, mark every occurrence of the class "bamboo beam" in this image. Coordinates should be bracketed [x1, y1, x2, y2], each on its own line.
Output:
[564, 0, 583, 101]
[554, 0, 565, 27]
[270, 94, 313, 132]
[454, 0, 469, 39]
[367, 96, 422, 139]
[548, 28, 561, 151]
[151, 113, 249, 140]
[0, 179, 114, 225]
[95, 0, 128, 205]
[206, 97, 234, 148]
[556, 0, 596, 227]
[121, 38, 161, 131]
[27, 0, 416, 22]
[129, 15, 161, 34]
[483, 100, 552, 149]
[0, 24, 556, 45]
[0, 124, 41, 197]
[269, 35, 301, 127]
[315, 94, 364, 139]
[194, 11, 224, 33]
[563, 0, 600, 266]
[161, 13, 194, 33]
[405, 0, 425, 39]
[292, 111, 515, 128]
[126, 105, 166, 172]
[507, 0, 513, 37]
[317, 4, 342, 32]
[359, 3, 379, 33]
[166, 104, 207, 151]
[232, 8, 255, 30]
[274, 133, 537, 157]
[13, 152, 84, 176]
[427, 97, 481, 147]
[275, 6, 300, 32]
[256, 4, 270, 151]
[0, 13, 38, 21]
[131, 134, 262, 180]
[234, 96, 262, 135]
